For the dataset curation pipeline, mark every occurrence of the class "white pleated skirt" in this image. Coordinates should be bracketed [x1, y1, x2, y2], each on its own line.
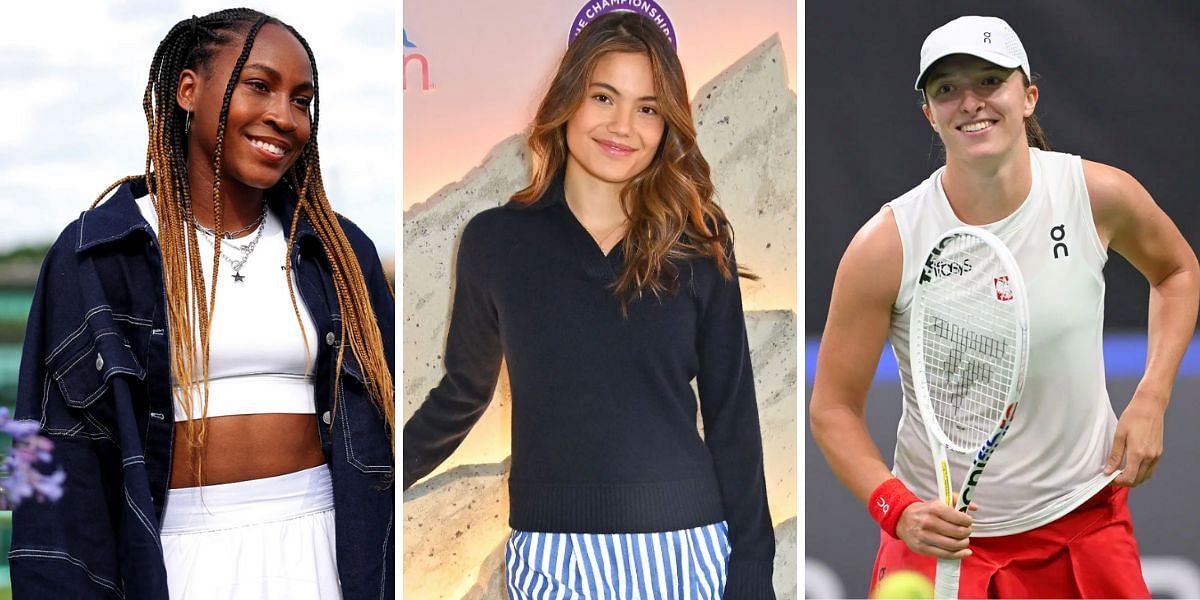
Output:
[160, 465, 342, 599]
[506, 522, 731, 600]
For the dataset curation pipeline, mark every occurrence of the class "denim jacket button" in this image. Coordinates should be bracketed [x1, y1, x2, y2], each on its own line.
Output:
[322, 410, 332, 425]
[325, 332, 336, 346]
[95, 353, 104, 371]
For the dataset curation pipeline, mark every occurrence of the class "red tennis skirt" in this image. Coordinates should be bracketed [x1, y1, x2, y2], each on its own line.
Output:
[870, 485, 1149, 599]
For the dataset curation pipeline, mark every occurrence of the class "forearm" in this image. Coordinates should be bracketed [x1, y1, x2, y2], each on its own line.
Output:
[1137, 264, 1200, 408]
[810, 400, 899, 505]
[706, 402, 776, 597]
[402, 377, 498, 488]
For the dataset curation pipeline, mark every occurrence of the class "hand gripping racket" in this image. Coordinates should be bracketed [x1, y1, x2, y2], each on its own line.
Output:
[909, 226, 1030, 599]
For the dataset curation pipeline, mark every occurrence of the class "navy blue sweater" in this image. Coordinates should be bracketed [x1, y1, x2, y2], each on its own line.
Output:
[403, 175, 775, 597]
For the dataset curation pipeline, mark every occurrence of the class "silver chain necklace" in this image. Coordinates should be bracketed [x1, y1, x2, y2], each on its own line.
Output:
[194, 205, 268, 283]
[192, 202, 268, 239]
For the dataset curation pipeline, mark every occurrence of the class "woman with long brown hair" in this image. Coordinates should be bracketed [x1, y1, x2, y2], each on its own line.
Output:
[404, 11, 774, 599]
[12, 8, 393, 599]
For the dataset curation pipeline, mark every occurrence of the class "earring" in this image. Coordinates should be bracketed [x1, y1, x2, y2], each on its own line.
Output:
[185, 110, 192, 136]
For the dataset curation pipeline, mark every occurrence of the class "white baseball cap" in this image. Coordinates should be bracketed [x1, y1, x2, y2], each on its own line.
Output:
[915, 16, 1030, 91]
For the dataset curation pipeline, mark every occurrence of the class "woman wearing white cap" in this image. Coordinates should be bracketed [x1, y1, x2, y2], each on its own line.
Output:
[810, 15, 1198, 598]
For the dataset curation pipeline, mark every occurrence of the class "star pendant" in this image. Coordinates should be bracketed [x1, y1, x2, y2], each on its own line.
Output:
[233, 271, 245, 283]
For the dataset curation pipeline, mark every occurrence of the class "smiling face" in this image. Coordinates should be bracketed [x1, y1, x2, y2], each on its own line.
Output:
[564, 51, 666, 188]
[921, 54, 1038, 165]
[177, 22, 314, 193]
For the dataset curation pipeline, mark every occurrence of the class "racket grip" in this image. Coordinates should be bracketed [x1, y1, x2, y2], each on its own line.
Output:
[934, 558, 961, 599]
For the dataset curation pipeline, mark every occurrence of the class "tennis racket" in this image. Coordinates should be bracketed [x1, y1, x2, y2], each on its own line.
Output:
[909, 226, 1030, 600]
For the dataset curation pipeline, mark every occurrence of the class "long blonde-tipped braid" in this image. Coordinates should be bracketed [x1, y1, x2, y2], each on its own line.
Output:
[176, 14, 273, 485]
[94, 18, 215, 483]
[277, 18, 395, 448]
[287, 143, 395, 443]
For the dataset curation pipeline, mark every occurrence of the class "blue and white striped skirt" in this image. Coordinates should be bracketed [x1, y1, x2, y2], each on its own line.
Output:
[505, 521, 730, 600]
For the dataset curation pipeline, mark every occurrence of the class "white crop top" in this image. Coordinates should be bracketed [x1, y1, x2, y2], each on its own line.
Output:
[134, 195, 318, 421]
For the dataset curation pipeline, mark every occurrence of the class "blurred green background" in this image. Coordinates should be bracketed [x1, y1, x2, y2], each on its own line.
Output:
[0, 244, 45, 597]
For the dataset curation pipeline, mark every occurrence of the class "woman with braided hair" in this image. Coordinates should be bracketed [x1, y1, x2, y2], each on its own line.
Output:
[12, 8, 394, 599]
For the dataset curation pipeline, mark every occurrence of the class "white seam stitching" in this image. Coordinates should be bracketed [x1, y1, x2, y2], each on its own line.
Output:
[47, 305, 111, 361]
[82, 413, 115, 443]
[44, 422, 109, 440]
[46, 308, 152, 363]
[54, 338, 98, 380]
[8, 548, 124, 596]
[124, 488, 162, 553]
[52, 332, 145, 409]
[338, 379, 390, 473]
[380, 512, 393, 600]
[79, 222, 148, 251]
[77, 368, 141, 407]
[53, 330, 127, 379]
[112, 314, 153, 326]
[40, 372, 51, 428]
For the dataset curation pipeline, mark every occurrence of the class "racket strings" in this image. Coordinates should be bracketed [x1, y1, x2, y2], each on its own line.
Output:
[920, 234, 1019, 452]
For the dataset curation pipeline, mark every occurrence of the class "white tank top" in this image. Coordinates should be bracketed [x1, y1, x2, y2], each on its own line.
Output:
[135, 195, 318, 421]
[887, 148, 1119, 536]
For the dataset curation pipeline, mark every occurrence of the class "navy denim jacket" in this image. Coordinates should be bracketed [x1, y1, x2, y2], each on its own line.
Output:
[10, 179, 395, 599]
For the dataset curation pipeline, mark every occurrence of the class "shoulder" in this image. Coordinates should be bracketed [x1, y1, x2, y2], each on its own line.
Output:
[1029, 147, 1081, 169]
[51, 217, 86, 254]
[1080, 160, 1188, 261]
[333, 212, 386, 265]
[1081, 159, 1142, 204]
[832, 207, 903, 307]
[329, 213, 393, 297]
[1030, 148, 1089, 197]
[32, 213, 136, 325]
[46, 188, 145, 264]
[39, 178, 156, 269]
[33, 219, 88, 284]
[463, 205, 512, 234]
[334, 213, 374, 247]
[887, 180, 931, 211]
[328, 213, 395, 311]
[459, 205, 519, 253]
[1080, 160, 1152, 239]
[844, 207, 902, 270]
[71, 181, 154, 253]
[679, 246, 731, 288]
[446, 207, 516, 288]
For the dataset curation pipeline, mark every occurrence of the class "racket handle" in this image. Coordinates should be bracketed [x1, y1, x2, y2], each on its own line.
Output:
[934, 558, 961, 599]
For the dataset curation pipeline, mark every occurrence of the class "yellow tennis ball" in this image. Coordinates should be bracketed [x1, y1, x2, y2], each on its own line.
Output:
[874, 570, 934, 599]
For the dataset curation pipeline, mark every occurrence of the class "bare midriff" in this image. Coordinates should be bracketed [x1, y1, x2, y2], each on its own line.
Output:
[169, 413, 326, 488]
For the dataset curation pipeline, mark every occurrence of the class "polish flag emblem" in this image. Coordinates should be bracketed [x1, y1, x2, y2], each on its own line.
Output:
[994, 276, 1013, 301]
